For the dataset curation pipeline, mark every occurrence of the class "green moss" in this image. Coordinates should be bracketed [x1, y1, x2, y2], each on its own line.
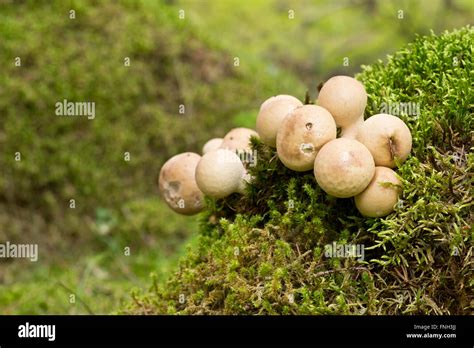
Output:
[0, 0, 304, 314]
[0, 0, 301, 252]
[127, 27, 473, 314]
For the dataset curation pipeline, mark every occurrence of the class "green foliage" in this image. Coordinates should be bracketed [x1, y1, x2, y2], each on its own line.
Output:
[0, 0, 301, 248]
[177, 0, 474, 86]
[361, 27, 473, 156]
[125, 27, 473, 315]
[0, 231, 195, 314]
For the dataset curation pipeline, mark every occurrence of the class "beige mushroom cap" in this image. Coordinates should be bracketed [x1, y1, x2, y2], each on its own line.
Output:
[202, 138, 223, 154]
[259, 94, 302, 111]
[256, 95, 303, 147]
[317, 75, 367, 129]
[158, 152, 204, 215]
[355, 166, 401, 217]
[314, 138, 375, 198]
[195, 148, 247, 199]
[276, 105, 337, 171]
[220, 128, 259, 152]
[356, 113, 412, 168]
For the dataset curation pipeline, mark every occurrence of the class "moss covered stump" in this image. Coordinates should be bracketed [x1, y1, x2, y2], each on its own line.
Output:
[125, 27, 473, 315]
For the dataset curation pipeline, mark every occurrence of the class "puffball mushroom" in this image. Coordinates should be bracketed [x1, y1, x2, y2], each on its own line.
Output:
[158, 152, 204, 215]
[276, 104, 337, 171]
[356, 113, 412, 168]
[256, 95, 303, 147]
[317, 75, 367, 139]
[195, 148, 248, 199]
[202, 138, 223, 154]
[220, 127, 259, 152]
[355, 166, 401, 217]
[314, 138, 375, 198]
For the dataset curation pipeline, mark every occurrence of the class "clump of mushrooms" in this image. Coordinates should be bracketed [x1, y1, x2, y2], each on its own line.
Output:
[158, 74, 412, 219]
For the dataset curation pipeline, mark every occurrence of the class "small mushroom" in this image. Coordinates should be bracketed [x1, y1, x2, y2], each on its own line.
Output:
[158, 152, 204, 215]
[314, 138, 375, 198]
[220, 127, 259, 153]
[256, 95, 303, 147]
[317, 75, 367, 138]
[195, 148, 248, 198]
[202, 138, 223, 154]
[276, 105, 337, 171]
[356, 113, 412, 168]
[354, 166, 401, 217]
[259, 94, 301, 111]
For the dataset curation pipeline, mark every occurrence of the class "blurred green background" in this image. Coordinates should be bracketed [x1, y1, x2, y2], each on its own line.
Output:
[0, 0, 472, 314]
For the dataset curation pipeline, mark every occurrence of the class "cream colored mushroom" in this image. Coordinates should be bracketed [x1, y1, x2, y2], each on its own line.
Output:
[276, 105, 337, 171]
[354, 166, 401, 217]
[256, 95, 303, 147]
[314, 138, 375, 198]
[356, 113, 412, 168]
[259, 94, 301, 111]
[202, 138, 223, 154]
[220, 127, 259, 153]
[317, 75, 367, 139]
[195, 148, 248, 198]
[158, 152, 204, 215]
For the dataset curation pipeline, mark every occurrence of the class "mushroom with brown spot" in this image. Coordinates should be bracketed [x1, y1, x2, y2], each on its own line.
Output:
[355, 166, 401, 217]
[256, 95, 303, 147]
[158, 152, 204, 215]
[317, 75, 367, 139]
[314, 138, 375, 198]
[276, 104, 337, 171]
[356, 113, 412, 168]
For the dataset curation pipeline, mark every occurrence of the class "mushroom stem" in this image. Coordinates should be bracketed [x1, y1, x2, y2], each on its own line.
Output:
[340, 116, 364, 139]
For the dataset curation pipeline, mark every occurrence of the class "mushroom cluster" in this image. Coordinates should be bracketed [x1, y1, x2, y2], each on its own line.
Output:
[158, 75, 412, 218]
[158, 127, 257, 214]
